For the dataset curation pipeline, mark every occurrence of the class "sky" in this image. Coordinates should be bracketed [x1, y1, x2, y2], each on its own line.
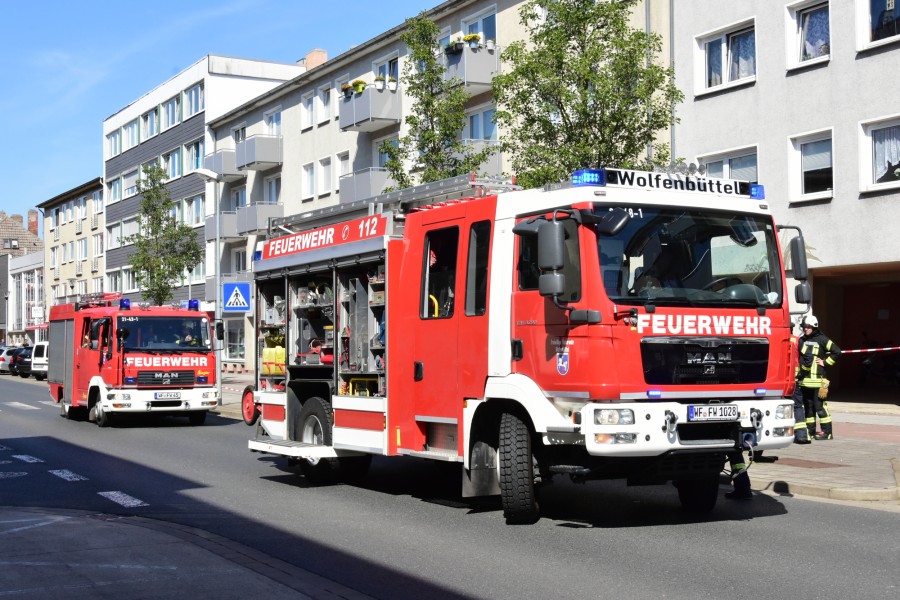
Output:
[1, 0, 437, 227]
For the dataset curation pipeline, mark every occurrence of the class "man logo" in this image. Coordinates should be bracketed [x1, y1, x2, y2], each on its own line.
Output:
[686, 351, 732, 365]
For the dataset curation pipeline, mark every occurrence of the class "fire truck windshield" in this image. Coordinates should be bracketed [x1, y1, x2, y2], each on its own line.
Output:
[117, 316, 211, 351]
[594, 205, 784, 308]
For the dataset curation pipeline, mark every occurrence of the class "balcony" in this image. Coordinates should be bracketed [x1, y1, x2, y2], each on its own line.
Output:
[91, 213, 99, 229]
[458, 139, 502, 177]
[339, 87, 401, 133]
[235, 135, 282, 171]
[75, 219, 83, 234]
[204, 149, 245, 182]
[205, 271, 253, 300]
[339, 168, 396, 204]
[91, 258, 99, 272]
[204, 211, 239, 241]
[237, 202, 283, 234]
[75, 261, 83, 276]
[442, 44, 499, 95]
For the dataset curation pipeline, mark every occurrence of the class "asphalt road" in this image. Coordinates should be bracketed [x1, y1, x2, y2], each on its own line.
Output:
[2, 375, 898, 600]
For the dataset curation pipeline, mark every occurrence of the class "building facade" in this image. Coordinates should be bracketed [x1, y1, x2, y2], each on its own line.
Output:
[8, 251, 44, 345]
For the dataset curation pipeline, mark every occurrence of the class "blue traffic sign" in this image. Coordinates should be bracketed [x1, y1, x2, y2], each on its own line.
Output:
[223, 282, 251, 312]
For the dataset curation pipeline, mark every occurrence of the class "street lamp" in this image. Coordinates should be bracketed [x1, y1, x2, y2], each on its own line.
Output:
[194, 167, 224, 405]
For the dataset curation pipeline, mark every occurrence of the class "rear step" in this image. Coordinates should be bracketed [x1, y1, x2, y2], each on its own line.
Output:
[248, 438, 339, 458]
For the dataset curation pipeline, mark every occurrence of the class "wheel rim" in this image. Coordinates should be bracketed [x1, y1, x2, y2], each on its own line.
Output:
[242, 391, 256, 422]
[301, 415, 323, 465]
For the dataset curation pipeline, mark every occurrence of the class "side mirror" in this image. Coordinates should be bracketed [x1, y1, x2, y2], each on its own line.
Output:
[790, 236, 809, 281]
[116, 327, 130, 341]
[794, 281, 811, 305]
[594, 207, 630, 237]
[215, 321, 224, 341]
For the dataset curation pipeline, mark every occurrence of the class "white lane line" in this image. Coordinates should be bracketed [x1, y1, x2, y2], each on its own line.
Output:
[12, 455, 44, 463]
[0, 472, 28, 480]
[0, 516, 73, 535]
[6, 402, 39, 410]
[98, 491, 148, 508]
[49, 469, 89, 482]
[40, 401, 57, 407]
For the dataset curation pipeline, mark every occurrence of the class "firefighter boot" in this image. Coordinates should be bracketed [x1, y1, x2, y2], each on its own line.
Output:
[815, 421, 833, 441]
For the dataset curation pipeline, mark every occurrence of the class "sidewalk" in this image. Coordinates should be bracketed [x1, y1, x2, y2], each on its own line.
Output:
[214, 374, 900, 502]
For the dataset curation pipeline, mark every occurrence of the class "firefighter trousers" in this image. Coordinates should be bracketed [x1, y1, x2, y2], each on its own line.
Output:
[728, 451, 751, 493]
[793, 385, 833, 438]
[791, 385, 811, 441]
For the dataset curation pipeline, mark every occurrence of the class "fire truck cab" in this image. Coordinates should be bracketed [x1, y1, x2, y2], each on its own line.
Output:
[48, 293, 220, 427]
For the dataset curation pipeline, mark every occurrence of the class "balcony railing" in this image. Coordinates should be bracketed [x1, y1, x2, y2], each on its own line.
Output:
[91, 258, 99, 272]
[53, 267, 60, 280]
[237, 202, 283, 234]
[75, 261, 83, 276]
[338, 168, 396, 204]
[75, 219, 83, 234]
[91, 213, 99, 229]
[53, 228, 60, 241]
[441, 44, 499, 94]
[203, 149, 245, 182]
[339, 86, 401, 133]
[204, 211, 239, 241]
[235, 135, 282, 171]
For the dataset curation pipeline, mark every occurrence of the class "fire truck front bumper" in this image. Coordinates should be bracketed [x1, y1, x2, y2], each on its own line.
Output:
[577, 399, 795, 458]
[104, 389, 220, 413]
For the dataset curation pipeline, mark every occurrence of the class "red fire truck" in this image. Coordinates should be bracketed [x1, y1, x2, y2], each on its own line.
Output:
[48, 293, 220, 427]
[246, 168, 811, 523]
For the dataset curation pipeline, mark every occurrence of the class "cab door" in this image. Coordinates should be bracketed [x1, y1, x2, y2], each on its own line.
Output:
[75, 317, 110, 406]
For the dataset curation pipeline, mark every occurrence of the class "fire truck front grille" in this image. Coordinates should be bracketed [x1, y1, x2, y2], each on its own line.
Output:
[640, 337, 768, 385]
[136, 370, 196, 387]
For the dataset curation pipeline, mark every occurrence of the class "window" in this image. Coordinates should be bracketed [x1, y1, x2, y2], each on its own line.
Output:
[319, 157, 332, 194]
[50, 247, 58, 268]
[163, 148, 182, 179]
[121, 218, 138, 244]
[375, 56, 399, 81]
[162, 95, 180, 129]
[109, 177, 122, 203]
[421, 227, 459, 319]
[467, 106, 497, 141]
[108, 271, 121, 293]
[337, 151, 350, 196]
[788, 2, 830, 67]
[225, 319, 245, 360]
[265, 108, 282, 136]
[862, 115, 900, 190]
[232, 248, 247, 273]
[303, 163, 315, 199]
[232, 125, 246, 144]
[2, 238, 18, 250]
[123, 119, 140, 151]
[142, 107, 159, 139]
[185, 195, 204, 226]
[107, 130, 121, 158]
[377, 137, 398, 168]
[789, 132, 833, 200]
[66, 201, 73, 223]
[169, 200, 182, 224]
[264, 175, 281, 204]
[123, 268, 137, 292]
[465, 221, 491, 316]
[77, 196, 87, 220]
[92, 277, 104, 294]
[92, 190, 104, 214]
[123, 169, 139, 197]
[68, 241, 75, 262]
[865, 0, 900, 44]
[107, 223, 121, 250]
[77, 238, 88, 261]
[697, 21, 756, 92]
[184, 83, 204, 118]
[700, 150, 758, 184]
[464, 10, 497, 43]
[230, 186, 247, 210]
[318, 86, 332, 122]
[301, 93, 315, 129]
[92, 233, 104, 256]
[184, 139, 204, 173]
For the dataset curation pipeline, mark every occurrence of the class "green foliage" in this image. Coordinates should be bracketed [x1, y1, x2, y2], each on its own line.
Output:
[380, 13, 494, 189]
[492, 0, 683, 188]
[128, 164, 205, 306]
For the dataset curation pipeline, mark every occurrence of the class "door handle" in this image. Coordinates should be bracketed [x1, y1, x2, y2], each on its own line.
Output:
[414, 361, 424, 381]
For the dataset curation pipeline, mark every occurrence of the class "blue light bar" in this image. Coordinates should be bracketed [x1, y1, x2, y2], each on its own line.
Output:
[754, 388, 766, 396]
[253, 250, 262, 261]
[196, 376, 208, 384]
[572, 168, 607, 187]
[188, 299, 200, 311]
[646, 390, 662, 399]
[750, 184, 765, 200]
[120, 298, 131, 310]
[125, 377, 136, 384]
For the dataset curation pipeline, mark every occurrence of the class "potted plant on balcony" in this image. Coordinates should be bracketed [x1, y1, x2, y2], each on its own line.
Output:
[485, 38, 496, 51]
[445, 37, 464, 54]
[351, 79, 367, 94]
[463, 33, 481, 49]
[374, 75, 385, 91]
[341, 83, 352, 98]
[387, 76, 398, 91]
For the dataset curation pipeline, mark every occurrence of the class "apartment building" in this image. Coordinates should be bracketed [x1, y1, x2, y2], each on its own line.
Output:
[7, 251, 44, 346]
[671, 0, 900, 387]
[36, 178, 105, 310]
[0, 211, 42, 344]
[101, 55, 306, 313]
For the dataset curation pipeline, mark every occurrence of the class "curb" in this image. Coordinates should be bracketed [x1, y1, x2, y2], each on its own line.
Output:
[755, 478, 900, 501]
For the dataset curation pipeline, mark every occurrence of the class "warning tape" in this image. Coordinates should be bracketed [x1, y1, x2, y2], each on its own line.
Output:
[842, 346, 900, 354]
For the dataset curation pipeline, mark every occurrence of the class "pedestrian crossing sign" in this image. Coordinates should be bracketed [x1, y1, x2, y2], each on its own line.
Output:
[223, 282, 251, 312]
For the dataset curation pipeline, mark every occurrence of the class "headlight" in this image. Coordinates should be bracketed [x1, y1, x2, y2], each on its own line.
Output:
[775, 404, 793, 419]
[595, 408, 634, 426]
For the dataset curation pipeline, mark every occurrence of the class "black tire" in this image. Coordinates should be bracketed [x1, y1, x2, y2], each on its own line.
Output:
[95, 404, 112, 428]
[19, 372, 29, 379]
[675, 475, 720, 514]
[241, 385, 260, 426]
[188, 411, 207, 426]
[499, 411, 540, 524]
[295, 396, 341, 484]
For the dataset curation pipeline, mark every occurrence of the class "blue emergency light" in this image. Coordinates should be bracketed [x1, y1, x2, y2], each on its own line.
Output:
[750, 184, 766, 200]
[572, 168, 607, 187]
[646, 389, 662, 399]
[119, 298, 131, 310]
[188, 299, 200, 311]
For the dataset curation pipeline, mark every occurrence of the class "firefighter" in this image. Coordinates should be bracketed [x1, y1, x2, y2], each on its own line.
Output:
[792, 315, 840, 441]
[725, 450, 752, 500]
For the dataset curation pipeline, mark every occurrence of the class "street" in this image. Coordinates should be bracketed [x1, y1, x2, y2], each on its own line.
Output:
[2, 374, 898, 600]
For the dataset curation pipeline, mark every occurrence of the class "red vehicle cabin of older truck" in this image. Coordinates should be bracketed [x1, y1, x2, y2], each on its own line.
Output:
[48, 294, 220, 427]
[245, 168, 812, 524]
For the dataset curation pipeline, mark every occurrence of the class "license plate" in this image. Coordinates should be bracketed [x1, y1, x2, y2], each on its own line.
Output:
[154, 392, 181, 399]
[687, 404, 738, 422]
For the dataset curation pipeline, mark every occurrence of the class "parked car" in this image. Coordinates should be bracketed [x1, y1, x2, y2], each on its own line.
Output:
[0, 347, 16, 374]
[9, 347, 32, 377]
[30, 342, 48, 380]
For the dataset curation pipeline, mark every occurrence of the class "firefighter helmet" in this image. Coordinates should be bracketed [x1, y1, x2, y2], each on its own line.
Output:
[802, 315, 819, 329]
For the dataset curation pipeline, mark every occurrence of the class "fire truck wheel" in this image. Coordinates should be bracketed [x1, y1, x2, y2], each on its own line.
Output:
[242, 386, 260, 426]
[675, 475, 719, 514]
[188, 411, 208, 426]
[296, 396, 340, 484]
[60, 401, 85, 421]
[95, 404, 113, 428]
[499, 411, 540, 525]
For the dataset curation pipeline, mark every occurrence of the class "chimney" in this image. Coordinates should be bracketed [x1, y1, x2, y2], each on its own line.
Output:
[304, 48, 328, 70]
[27, 210, 38, 235]
[11, 214, 23, 228]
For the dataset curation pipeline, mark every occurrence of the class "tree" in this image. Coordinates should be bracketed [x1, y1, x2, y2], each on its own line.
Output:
[128, 164, 205, 306]
[492, 0, 683, 189]
[380, 13, 494, 189]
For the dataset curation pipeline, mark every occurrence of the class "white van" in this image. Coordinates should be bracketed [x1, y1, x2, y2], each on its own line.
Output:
[31, 341, 49, 380]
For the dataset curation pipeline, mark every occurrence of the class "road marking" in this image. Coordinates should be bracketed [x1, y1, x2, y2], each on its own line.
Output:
[12, 455, 44, 463]
[98, 491, 148, 508]
[6, 402, 39, 410]
[40, 401, 57, 407]
[0, 472, 28, 479]
[0, 444, 10, 451]
[0, 516, 72, 535]
[49, 469, 89, 482]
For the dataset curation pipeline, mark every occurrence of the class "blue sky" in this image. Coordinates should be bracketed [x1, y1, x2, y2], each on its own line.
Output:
[1, 0, 436, 228]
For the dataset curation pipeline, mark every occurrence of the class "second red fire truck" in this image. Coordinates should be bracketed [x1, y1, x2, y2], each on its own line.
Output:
[245, 168, 811, 523]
